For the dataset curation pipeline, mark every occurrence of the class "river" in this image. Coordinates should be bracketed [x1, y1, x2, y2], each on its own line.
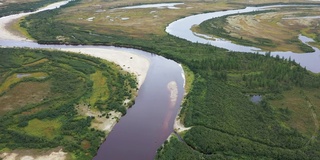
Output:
[166, 5, 320, 73]
[1, 1, 319, 160]
[0, 1, 184, 160]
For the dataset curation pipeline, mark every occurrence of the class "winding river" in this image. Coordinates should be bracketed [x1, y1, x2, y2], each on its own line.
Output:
[1, 1, 320, 160]
[166, 5, 320, 73]
[0, 1, 184, 160]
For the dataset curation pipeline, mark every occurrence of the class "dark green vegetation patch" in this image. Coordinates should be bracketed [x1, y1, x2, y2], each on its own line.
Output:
[0, 48, 137, 159]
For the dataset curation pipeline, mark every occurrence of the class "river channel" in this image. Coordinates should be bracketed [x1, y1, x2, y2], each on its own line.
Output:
[1, 1, 319, 160]
[0, 1, 184, 160]
[166, 5, 320, 73]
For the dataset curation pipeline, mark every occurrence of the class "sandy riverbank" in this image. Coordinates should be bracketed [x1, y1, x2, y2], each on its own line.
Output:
[59, 47, 149, 88]
[167, 78, 190, 134]
[173, 65, 191, 134]
[0, 1, 150, 88]
[0, 12, 31, 41]
[0, 1, 70, 41]
[174, 111, 191, 133]
[0, 0, 149, 158]
[0, 149, 67, 160]
[76, 103, 122, 134]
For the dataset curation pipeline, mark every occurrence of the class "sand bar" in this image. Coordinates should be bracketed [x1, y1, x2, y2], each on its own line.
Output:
[59, 47, 149, 88]
[167, 81, 178, 107]
[0, 0, 70, 41]
[0, 0, 150, 158]
[0, 0, 150, 87]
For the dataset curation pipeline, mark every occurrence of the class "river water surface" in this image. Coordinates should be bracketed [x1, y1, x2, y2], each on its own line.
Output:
[0, 2, 184, 160]
[166, 5, 320, 73]
[1, 1, 320, 160]
[93, 52, 184, 160]
[0, 40, 185, 160]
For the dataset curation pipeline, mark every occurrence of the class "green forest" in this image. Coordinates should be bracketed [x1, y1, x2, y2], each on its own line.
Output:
[1, 0, 320, 159]
[0, 48, 137, 159]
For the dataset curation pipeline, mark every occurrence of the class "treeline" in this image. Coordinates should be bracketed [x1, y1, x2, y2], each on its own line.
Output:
[190, 52, 320, 93]
[0, 0, 61, 18]
[157, 128, 320, 160]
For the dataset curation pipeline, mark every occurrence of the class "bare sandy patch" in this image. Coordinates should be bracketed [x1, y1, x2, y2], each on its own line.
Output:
[0, 0, 70, 41]
[0, 153, 18, 160]
[173, 109, 191, 133]
[0, 0, 150, 149]
[0, 12, 150, 88]
[167, 80, 191, 133]
[167, 81, 178, 108]
[76, 103, 122, 133]
[172, 65, 191, 133]
[59, 47, 149, 88]
[1, 149, 67, 160]
[0, 12, 31, 41]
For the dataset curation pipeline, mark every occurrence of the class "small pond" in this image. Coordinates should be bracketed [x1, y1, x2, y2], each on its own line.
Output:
[250, 95, 263, 104]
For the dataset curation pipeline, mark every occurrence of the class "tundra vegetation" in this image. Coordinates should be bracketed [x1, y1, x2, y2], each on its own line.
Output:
[195, 6, 320, 53]
[2, 0, 320, 159]
[0, 48, 137, 159]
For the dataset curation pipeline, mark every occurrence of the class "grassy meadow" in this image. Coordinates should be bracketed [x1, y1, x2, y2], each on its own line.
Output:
[197, 6, 320, 53]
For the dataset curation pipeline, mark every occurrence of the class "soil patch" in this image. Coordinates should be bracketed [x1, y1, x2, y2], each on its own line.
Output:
[0, 147, 67, 160]
[0, 81, 50, 114]
[76, 103, 122, 134]
[224, 8, 320, 52]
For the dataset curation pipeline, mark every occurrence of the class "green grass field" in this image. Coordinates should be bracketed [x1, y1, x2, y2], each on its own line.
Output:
[23, 118, 62, 140]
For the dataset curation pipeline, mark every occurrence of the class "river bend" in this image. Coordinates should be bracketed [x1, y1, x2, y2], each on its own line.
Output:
[0, 1, 184, 160]
[166, 5, 320, 73]
[1, 2, 320, 160]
